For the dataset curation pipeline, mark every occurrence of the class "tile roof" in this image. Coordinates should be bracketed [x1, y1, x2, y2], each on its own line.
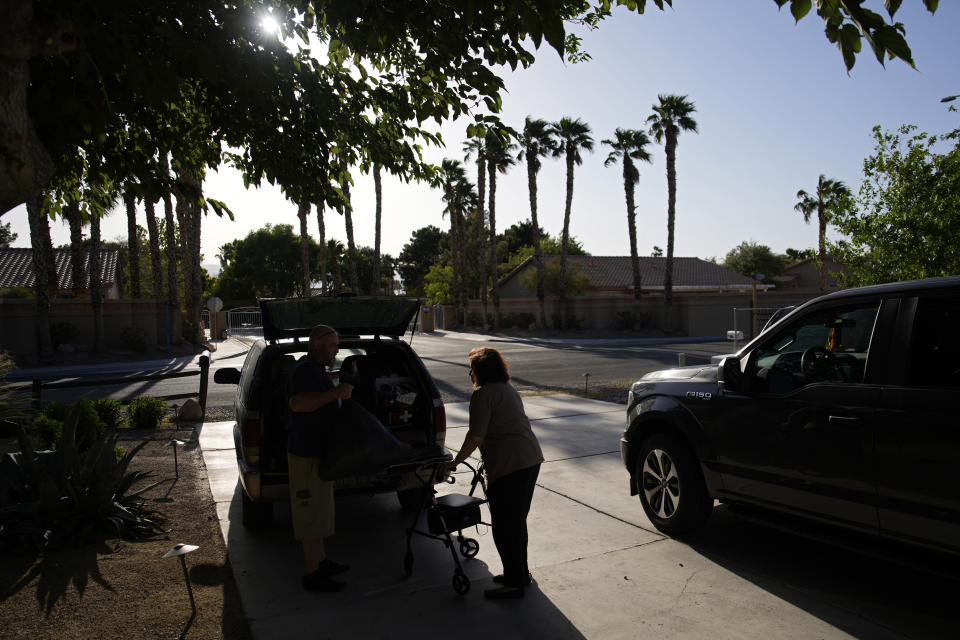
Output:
[0, 247, 119, 290]
[501, 255, 767, 291]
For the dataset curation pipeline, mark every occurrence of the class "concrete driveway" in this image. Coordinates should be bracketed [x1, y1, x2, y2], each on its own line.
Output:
[198, 395, 960, 639]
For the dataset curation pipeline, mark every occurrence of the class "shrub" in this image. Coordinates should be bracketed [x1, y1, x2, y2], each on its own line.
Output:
[50, 321, 79, 348]
[93, 398, 125, 430]
[120, 326, 149, 352]
[0, 409, 164, 552]
[127, 397, 168, 430]
[466, 311, 484, 327]
[29, 414, 63, 450]
[0, 286, 33, 299]
[551, 312, 582, 330]
[72, 398, 106, 450]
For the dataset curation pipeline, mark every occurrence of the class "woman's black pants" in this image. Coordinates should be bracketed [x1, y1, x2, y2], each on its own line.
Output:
[486, 463, 540, 589]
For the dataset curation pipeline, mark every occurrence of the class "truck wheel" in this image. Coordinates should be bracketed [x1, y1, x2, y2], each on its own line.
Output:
[241, 491, 274, 530]
[636, 433, 711, 535]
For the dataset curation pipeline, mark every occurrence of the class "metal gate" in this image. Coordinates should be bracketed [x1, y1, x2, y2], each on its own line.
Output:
[227, 307, 263, 334]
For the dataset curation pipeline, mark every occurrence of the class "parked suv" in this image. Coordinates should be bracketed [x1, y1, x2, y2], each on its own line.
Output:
[621, 276, 960, 555]
[214, 296, 447, 528]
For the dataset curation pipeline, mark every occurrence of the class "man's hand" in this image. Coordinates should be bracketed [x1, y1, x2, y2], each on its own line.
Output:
[334, 383, 354, 400]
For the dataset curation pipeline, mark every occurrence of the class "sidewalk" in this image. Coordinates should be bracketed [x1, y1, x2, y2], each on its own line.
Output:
[6, 334, 253, 381]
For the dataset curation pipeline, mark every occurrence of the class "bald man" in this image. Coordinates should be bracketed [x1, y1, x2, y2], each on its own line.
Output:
[287, 324, 354, 592]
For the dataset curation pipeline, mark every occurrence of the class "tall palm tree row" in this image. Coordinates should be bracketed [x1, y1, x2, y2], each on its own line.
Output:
[794, 175, 851, 291]
[647, 94, 698, 332]
[144, 195, 164, 299]
[484, 130, 517, 331]
[437, 158, 474, 326]
[160, 153, 180, 336]
[549, 117, 593, 330]
[462, 137, 488, 327]
[518, 116, 556, 329]
[602, 128, 653, 302]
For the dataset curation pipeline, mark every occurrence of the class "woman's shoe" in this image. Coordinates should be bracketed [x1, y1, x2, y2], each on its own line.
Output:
[483, 586, 524, 600]
[492, 573, 532, 586]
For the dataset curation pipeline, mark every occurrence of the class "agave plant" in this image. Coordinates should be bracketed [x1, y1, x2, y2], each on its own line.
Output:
[0, 406, 165, 552]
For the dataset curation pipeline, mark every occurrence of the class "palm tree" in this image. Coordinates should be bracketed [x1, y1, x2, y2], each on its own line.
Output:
[484, 130, 517, 331]
[794, 175, 851, 291]
[437, 159, 474, 326]
[326, 239, 345, 294]
[602, 128, 653, 302]
[144, 195, 163, 299]
[647, 94, 698, 331]
[549, 117, 593, 330]
[297, 201, 312, 296]
[371, 162, 383, 295]
[123, 186, 142, 298]
[64, 200, 86, 297]
[316, 202, 327, 294]
[463, 137, 488, 327]
[25, 196, 54, 361]
[340, 176, 360, 293]
[174, 162, 204, 345]
[159, 153, 180, 343]
[89, 207, 105, 353]
[517, 116, 556, 328]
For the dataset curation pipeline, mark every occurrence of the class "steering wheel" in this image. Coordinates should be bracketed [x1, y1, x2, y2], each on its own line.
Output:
[800, 346, 840, 379]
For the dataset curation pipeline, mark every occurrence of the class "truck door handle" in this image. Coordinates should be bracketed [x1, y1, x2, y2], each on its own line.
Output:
[828, 415, 861, 426]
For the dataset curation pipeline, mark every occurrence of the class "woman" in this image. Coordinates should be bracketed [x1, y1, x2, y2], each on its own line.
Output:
[447, 347, 543, 600]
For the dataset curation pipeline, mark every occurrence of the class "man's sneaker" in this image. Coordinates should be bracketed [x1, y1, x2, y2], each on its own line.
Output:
[317, 558, 350, 576]
[302, 570, 346, 592]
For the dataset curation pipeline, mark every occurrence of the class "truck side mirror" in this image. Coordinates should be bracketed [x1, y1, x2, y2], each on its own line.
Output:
[214, 368, 241, 385]
[718, 356, 742, 393]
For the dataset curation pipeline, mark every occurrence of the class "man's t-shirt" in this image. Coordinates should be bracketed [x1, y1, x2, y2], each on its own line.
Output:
[287, 359, 340, 457]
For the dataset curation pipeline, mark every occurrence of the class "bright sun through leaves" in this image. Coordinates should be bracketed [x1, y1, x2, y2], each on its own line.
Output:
[260, 15, 280, 35]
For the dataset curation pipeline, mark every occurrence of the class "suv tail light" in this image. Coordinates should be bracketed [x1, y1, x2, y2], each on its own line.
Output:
[433, 401, 446, 434]
[242, 417, 261, 448]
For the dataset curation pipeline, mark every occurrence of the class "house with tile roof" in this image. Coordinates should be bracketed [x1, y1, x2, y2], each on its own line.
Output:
[0, 247, 122, 298]
[471, 255, 814, 336]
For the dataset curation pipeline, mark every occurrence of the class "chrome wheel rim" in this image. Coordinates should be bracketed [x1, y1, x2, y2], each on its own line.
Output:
[642, 448, 680, 520]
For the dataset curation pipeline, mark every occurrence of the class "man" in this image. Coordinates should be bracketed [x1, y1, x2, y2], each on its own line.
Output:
[288, 324, 354, 591]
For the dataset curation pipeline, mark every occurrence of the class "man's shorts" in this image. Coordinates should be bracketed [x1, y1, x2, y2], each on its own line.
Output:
[287, 453, 335, 540]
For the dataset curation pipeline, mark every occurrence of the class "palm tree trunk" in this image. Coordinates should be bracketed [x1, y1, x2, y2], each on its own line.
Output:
[124, 189, 141, 298]
[372, 163, 382, 295]
[456, 209, 467, 324]
[527, 156, 547, 329]
[317, 204, 327, 294]
[342, 182, 360, 293]
[160, 154, 180, 344]
[817, 206, 828, 291]
[624, 158, 642, 302]
[559, 148, 575, 331]
[65, 201, 86, 297]
[298, 201, 311, 296]
[89, 211, 105, 353]
[664, 134, 678, 332]
[175, 165, 203, 344]
[487, 160, 501, 331]
[26, 196, 54, 362]
[145, 198, 163, 299]
[476, 156, 488, 328]
[39, 204, 57, 296]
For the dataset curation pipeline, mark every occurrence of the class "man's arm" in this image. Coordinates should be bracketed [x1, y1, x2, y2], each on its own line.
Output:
[289, 383, 354, 413]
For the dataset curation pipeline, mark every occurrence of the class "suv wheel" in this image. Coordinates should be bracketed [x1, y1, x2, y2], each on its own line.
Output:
[636, 433, 711, 535]
[241, 491, 274, 529]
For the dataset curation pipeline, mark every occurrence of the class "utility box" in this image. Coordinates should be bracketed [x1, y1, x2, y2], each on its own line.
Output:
[420, 305, 434, 332]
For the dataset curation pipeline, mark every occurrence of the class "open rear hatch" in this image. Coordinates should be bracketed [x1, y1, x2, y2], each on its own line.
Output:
[259, 296, 422, 342]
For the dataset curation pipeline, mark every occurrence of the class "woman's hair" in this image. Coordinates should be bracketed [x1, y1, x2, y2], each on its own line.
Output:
[468, 347, 510, 386]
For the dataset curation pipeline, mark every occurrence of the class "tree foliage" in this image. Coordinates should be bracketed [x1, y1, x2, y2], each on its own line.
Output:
[520, 257, 589, 298]
[722, 241, 785, 281]
[215, 224, 320, 301]
[0, 221, 16, 247]
[398, 226, 447, 296]
[832, 125, 960, 286]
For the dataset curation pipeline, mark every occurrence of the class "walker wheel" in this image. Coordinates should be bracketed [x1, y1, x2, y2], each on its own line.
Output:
[459, 538, 479, 559]
[403, 552, 413, 577]
[452, 569, 470, 595]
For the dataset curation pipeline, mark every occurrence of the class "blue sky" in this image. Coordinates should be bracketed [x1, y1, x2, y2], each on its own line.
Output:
[6, 3, 959, 274]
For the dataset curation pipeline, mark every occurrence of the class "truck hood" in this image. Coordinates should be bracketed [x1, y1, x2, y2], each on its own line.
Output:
[641, 364, 718, 383]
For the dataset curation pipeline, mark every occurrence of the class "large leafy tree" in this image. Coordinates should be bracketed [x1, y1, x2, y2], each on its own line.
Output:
[398, 226, 447, 297]
[603, 128, 653, 302]
[722, 241, 786, 281]
[794, 174, 851, 291]
[549, 117, 593, 330]
[215, 223, 319, 301]
[648, 94, 697, 331]
[517, 116, 556, 328]
[2, 2, 936, 216]
[832, 125, 960, 286]
[484, 130, 517, 331]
